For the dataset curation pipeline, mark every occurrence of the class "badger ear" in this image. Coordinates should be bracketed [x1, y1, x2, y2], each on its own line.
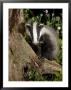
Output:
[25, 23, 32, 37]
[25, 23, 31, 28]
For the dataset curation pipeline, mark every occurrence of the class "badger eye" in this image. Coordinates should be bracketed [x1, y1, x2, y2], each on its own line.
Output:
[38, 23, 44, 29]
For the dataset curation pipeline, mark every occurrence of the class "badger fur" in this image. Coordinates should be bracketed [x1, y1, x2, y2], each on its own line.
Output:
[25, 21, 58, 60]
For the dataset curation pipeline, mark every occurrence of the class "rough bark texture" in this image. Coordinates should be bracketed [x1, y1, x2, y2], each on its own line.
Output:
[9, 31, 39, 80]
[9, 9, 62, 81]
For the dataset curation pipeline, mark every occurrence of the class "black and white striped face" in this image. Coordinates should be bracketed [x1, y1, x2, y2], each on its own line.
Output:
[25, 21, 45, 45]
[25, 21, 57, 60]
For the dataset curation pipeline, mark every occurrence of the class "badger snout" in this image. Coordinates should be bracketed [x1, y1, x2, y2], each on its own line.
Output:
[32, 40, 44, 45]
[32, 41, 39, 45]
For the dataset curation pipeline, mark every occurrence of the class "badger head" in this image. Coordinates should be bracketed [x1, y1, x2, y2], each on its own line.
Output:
[25, 21, 45, 45]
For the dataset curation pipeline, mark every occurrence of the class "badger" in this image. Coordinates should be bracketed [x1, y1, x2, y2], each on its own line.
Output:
[25, 21, 58, 60]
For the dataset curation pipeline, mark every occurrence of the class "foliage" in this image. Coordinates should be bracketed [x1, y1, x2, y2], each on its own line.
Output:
[24, 67, 62, 81]
[28, 68, 44, 81]
[42, 71, 62, 81]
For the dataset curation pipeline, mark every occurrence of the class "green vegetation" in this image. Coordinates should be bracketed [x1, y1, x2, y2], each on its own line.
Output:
[24, 67, 62, 81]
[28, 68, 44, 81]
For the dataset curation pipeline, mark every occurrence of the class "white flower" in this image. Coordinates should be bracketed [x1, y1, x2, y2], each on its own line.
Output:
[40, 14, 43, 17]
[45, 10, 48, 14]
[57, 26, 61, 30]
[52, 13, 54, 16]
